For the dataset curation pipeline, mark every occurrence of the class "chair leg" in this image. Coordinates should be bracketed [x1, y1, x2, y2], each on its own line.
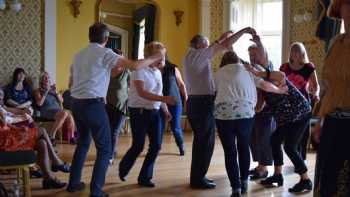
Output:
[22, 167, 31, 197]
[17, 169, 22, 184]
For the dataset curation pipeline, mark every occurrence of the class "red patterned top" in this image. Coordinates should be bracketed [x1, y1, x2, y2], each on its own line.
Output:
[0, 123, 38, 152]
[279, 62, 315, 100]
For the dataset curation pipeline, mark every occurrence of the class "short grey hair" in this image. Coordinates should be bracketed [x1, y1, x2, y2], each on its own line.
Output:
[190, 34, 207, 49]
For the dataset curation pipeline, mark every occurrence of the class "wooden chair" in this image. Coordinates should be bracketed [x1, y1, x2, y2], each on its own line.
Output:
[0, 150, 36, 197]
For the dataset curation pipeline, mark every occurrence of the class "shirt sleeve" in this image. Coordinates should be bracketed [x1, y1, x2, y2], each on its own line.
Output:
[131, 69, 146, 82]
[103, 49, 121, 70]
[303, 63, 316, 79]
[252, 74, 264, 87]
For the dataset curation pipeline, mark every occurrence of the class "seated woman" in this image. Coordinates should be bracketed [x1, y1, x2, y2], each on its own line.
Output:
[0, 88, 70, 189]
[34, 72, 75, 143]
[214, 51, 288, 197]
[4, 68, 34, 115]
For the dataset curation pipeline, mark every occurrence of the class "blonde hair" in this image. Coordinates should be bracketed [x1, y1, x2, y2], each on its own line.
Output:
[39, 71, 50, 87]
[144, 41, 166, 58]
[328, 0, 347, 19]
[289, 42, 310, 64]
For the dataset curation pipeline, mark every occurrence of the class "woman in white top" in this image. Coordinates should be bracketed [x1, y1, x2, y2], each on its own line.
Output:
[214, 51, 287, 197]
[118, 42, 176, 187]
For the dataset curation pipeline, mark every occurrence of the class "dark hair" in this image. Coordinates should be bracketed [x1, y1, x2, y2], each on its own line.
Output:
[219, 51, 240, 68]
[89, 22, 109, 44]
[11, 67, 26, 85]
[113, 48, 123, 56]
[190, 34, 206, 49]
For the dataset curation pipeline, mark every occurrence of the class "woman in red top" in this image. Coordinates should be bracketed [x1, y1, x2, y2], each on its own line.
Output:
[279, 42, 320, 161]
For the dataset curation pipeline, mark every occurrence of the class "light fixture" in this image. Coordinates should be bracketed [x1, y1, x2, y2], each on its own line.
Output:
[0, 0, 22, 12]
[174, 10, 184, 26]
[294, 9, 313, 23]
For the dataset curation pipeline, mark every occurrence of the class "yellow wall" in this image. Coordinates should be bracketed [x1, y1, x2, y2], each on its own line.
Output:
[56, 0, 98, 90]
[56, 0, 199, 90]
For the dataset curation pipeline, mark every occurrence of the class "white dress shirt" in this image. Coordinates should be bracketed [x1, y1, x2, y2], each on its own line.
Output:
[70, 43, 121, 99]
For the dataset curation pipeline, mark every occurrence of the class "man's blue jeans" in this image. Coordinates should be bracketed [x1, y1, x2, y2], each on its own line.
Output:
[69, 98, 111, 196]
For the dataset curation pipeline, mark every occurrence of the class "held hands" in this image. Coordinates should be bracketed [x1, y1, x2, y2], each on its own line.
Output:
[163, 96, 177, 106]
[164, 110, 172, 122]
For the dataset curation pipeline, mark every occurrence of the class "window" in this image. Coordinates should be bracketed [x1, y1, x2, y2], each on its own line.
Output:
[341, 20, 345, 33]
[137, 19, 146, 59]
[231, 0, 283, 70]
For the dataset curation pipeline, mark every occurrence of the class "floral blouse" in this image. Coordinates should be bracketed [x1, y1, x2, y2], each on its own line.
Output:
[214, 100, 255, 120]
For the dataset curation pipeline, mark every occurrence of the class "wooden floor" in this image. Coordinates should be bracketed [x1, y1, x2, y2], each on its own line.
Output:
[30, 133, 315, 197]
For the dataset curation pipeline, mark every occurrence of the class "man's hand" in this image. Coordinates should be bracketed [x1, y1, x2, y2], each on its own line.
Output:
[164, 110, 172, 122]
[218, 30, 234, 43]
[250, 34, 262, 45]
[163, 96, 177, 106]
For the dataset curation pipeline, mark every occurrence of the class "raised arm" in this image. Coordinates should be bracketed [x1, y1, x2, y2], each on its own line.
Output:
[116, 53, 163, 71]
[221, 27, 255, 50]
[257, 80, 288, 94]
[34, 88, 49, 107]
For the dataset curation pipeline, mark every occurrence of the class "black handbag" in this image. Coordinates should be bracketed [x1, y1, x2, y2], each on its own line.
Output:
[0, 182, 8, 197]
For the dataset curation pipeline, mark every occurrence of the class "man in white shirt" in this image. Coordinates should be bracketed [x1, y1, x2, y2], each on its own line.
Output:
[66, 22, 162, 197]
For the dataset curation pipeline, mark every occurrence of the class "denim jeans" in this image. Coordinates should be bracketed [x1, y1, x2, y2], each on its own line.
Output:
[119, 107, 162, 182]
[106, 104, 126, 159]
[216, 118, 254, 190]
[69, 98, 111, 196]
[186, 95, 216, 183]
[160, 103, 184, 150]
[271, 115, 311, 175]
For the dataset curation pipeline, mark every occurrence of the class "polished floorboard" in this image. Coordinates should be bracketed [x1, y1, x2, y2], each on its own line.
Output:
[30, 133, 315, 197]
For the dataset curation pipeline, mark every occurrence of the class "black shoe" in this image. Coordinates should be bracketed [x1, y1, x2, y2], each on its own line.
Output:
[250, 170, 268, 180]
[179, 149, 185, 156]
[90, 192, 109, 197]
[261, 174, 283, 187]
[66, 182, 85, 192]
[203, 177, 214, 183]
[50, 138, 57, 147]
[248, 168, 257, 175]
[288, 179, 312, 193]
[190, 180, 216, 189]
[241, 180, 248, 194]
[231, 191, 241, 197]
[119, 170, 126, 182]
[138, 180, 155, 188]
[52, 162, 70, 173]
[30, 169, 43, 178]
[42, 178, 66, 189]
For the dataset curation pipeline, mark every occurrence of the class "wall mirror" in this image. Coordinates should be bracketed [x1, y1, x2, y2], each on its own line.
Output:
[97, 0, 158, 59]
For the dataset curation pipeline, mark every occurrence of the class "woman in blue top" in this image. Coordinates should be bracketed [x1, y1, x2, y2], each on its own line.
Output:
[4, 68, 33, 115]
[160, 56, 188, 156]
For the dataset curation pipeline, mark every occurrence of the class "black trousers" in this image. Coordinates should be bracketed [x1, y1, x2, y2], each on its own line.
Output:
[186, 96, 216, 184]
[271, 115, 310, 175]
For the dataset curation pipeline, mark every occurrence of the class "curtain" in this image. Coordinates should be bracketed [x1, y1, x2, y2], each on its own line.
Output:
[132, 4, 156, 59]
[132, 24, 141, 59]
